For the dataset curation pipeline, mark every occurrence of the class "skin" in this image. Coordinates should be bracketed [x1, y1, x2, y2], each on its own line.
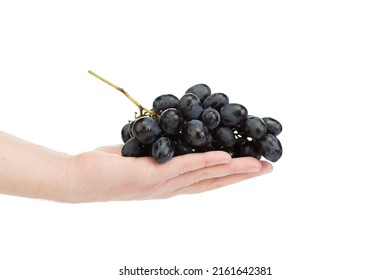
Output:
[0, 131, 273, 203]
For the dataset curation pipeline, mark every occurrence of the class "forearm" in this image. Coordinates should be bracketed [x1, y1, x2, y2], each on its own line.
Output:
[0, 131, 71, 201]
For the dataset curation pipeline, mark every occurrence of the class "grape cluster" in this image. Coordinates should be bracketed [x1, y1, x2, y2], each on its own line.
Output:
[120, 83, 283, 164]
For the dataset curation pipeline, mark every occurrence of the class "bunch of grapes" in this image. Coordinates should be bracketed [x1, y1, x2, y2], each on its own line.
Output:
[89, 71, 283, 164]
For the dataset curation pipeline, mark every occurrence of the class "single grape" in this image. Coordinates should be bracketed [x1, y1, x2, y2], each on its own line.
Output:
[152, 94, 179, 114]
[185, 83, 211, 102]
[256, 134, 283, 162]
[182, 119, 210, 147]
[213, 126, 236, 148]
[172, 136, 193, 156]
[202, 92, 229, 111]
[132, 116, 161, 144]
[220, 103, 248, 127]
[194, 133, 214, 152]
[121, 122, 132, 143]
[122, 138, 150, 157]
[159, 108, 184, 135]
[235, 141, 262, 159]
[262, 117, 282, 136]
[152, 137, 175, 163]
[201, 108, 221, 130]
[244, 116, 267, 140]
[179, 93, 203, 120]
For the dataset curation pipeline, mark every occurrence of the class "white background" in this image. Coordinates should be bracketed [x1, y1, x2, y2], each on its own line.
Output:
[1, 0, 389, 279]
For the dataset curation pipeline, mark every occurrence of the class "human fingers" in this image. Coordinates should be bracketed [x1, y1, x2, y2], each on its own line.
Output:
[93, 148, 232, 174]
[154, 151, 233, 181]
[160, 156, 264, 193]
[165, 160, 273, 197]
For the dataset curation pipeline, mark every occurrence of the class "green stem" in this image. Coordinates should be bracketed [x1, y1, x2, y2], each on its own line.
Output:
[88, 70, 154, 116]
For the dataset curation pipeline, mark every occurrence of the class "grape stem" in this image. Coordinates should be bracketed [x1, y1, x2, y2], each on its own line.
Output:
[88, 70, 154, 117]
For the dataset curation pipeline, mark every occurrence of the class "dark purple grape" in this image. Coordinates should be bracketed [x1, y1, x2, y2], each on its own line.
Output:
[122, 138, 150, 157]
[202, 93, 229, 111]
[192, 133, 213, 153]
[257, 134, 283, 162]
[159, 108, 184, 135]
[179, 93, 203, 120]
[152, 137, 175, 163]
[182, 120, 210, 147]
[132, 116, 161, 144]
[173, 136, 193, 156]
[244, 116, 267, 140]
[185, 83, 211, 103]
[263, 117, 282, 136]
[213, 127, 236, 148]
[121, 122, 132, 143]
[201, 108, 220, 130]
[152, 94, 179, 114]
[235, 141, 262, 160]
[220, 103, 248, 127]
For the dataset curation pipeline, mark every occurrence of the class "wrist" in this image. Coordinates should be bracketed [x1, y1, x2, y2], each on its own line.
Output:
[44, 152, 75, 203]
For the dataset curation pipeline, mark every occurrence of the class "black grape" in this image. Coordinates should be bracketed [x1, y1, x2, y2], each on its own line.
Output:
[121, 122, 132, 143]
[152, 137, 175, 163]
[220, 103, 248, 127]
[244, 116, 267, 140]
[179, 93, 203, 120]
[256, 134, 283, 162]
[201, 108, 220, 130]
[173, 136, 193, 156]
[202, 93, 229, 111]
[182, 120, 210, 147]
[263, 117, 282, 136]
[236, 141, 262, 160]
[185, 83, 211, 102]
[213, 127, 236, 148]
[132, 116, 161, 144]
[122, 138, 150, 157]
[159, 108, 184, 135]
[152, 94, 179, 113]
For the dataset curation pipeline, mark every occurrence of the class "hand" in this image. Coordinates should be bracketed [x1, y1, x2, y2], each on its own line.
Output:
[0, 131, 273, 203]
[66, 145, 273, 202]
